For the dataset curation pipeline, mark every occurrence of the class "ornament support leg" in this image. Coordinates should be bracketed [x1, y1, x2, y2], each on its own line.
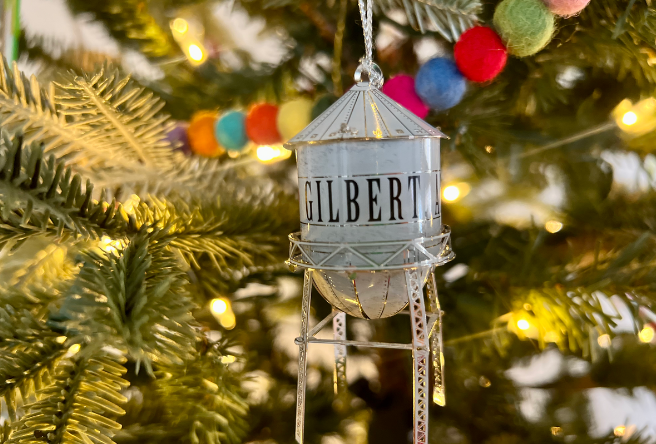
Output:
[295, 269, 313, 444]
[406, 268, 430, 444]
[333, 309, 347, 396]
[427, 266, 445, 406]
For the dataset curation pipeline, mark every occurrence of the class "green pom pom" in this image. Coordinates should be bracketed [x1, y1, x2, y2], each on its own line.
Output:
[493, 0, 555, 57]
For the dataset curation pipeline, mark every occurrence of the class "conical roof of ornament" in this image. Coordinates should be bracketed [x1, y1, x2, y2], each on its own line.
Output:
[284, 81, 446, 148]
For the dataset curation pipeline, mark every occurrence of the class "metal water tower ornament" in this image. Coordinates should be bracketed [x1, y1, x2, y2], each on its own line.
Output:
[286, 1, 454, 443]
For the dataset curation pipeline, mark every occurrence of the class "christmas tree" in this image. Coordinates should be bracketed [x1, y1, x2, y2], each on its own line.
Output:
[1, 0, 656, 443]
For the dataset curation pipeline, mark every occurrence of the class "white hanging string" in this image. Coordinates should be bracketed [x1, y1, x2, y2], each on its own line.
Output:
[355, 0, 383, 88]
[358, 0, 373, 67]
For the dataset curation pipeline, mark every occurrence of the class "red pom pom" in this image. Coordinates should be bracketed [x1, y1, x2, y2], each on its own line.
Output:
[381, 75, 429, 118]
[246, 104, 281, 145]
[454, 26, 508, 83]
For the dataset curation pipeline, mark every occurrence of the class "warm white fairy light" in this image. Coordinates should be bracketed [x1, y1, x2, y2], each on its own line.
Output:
[220, 311, 236, 330]
[622, 111, 637, 126]
[516, 319, 530, 331]
[221, 355, 236, 364]
[100, 236, 123, 254]
[597, 334, 611, 348]
[170, 18, 189, 34]
[443, 185, 460, 202]
[188, 44, 204, 61]
[256, 145, 291, 163]
[545, 220, 563, 233]
[211, 298, 228, 316]
[639, 325, 654, 343]
[613, 98, 656, 136]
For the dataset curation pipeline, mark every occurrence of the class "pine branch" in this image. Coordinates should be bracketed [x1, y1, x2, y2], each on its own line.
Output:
[154, 343, 249, 444]
[54, 64, 174, 171]
[375, 0, 481, 42]
[65, 0, 175, 59]
[0, 305, 67, 422]
[0, 134, 133, 249]
[0, 59, 254, 197]
[8, 347, 129, 444]
[0, 58, 155, 174]
[0, 134, 295, 277]
[133, 187, 297, 272]
[57, 229, 197, 375]
[7, 243, 77, 291]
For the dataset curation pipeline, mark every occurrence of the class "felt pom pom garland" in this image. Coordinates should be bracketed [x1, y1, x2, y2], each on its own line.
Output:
[176, 0, 592, 158]
[454, 26, 508, 83]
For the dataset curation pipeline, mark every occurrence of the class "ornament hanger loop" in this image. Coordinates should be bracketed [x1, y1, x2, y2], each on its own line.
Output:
[355, 0, 384, 88]
[354, 61, 384, 88]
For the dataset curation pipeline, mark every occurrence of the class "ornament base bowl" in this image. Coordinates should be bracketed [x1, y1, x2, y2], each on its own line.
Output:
[287, 227, 453, 319]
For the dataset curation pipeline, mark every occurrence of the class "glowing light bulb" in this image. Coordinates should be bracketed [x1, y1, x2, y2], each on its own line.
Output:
[171, 18, 189, 34]
[220, 311, 236, 330]
[614, 425, 626, 437]
[211, 298, 228, 316]
[188, 44, 204, 61]
[443, 185, 460, 202]
[100, 236, 122, 254]
[516, 319, 530, 331]
[639, 325, 654, 343]
[257, 145, 290, 162]
[545, 220, 563, 233]
[257, 146, 277, 162]
[68, 344, 81, 354]
[597, 334, 611, 348]
[622, 111, 638, 126]
[221, 355, 236, 364]
[551, 427, 562, 436]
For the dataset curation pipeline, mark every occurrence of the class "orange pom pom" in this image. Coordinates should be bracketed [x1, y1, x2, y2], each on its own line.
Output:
[188, 112, 224, 157]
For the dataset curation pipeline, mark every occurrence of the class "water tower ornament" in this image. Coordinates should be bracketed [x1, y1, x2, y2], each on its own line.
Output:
[285, 1, 454, 443]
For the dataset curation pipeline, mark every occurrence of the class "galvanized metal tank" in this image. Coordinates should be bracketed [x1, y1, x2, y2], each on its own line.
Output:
[286, 81, 452, 319]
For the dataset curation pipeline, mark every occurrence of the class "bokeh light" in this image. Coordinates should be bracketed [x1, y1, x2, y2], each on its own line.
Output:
[639, 325, 654, 343]
[516, 319, 530, 331]
[545, 220, 563, 233]
[622, 111, 637, 126]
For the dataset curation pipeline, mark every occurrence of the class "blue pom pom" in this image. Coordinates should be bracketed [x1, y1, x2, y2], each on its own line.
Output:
[415, 58, 467, 112]
[215, 111, 248, 151]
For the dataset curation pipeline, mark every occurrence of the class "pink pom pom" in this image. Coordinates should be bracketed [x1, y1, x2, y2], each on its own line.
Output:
[381, 75, 429, 118]
[542, 0, 589, 16]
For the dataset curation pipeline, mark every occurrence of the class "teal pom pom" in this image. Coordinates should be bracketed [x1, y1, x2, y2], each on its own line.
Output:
[415, 57, 467, 112]
[215, 111, 248, 151]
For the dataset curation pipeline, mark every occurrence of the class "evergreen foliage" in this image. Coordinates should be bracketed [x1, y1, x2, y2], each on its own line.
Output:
[6, 0, 656, 443]
[0, 66, 285, 441]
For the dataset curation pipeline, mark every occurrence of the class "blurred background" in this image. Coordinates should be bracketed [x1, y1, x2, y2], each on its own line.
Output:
[1, 0, 656, 444]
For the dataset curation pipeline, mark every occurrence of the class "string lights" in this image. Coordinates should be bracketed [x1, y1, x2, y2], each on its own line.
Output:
[613, 98, 656, 137]
[545, 220, 563, 233]
[210, 297, 236, 330]
[639, 325, 654, 343]
[170, 17, 208, 66]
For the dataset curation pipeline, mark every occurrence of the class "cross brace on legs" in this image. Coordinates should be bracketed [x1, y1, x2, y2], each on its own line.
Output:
[294, 267, 445, 444]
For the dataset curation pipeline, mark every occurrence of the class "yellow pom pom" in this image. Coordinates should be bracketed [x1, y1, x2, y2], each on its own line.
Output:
[276, 98, 313, 141]
[188, 112, 224, 157]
